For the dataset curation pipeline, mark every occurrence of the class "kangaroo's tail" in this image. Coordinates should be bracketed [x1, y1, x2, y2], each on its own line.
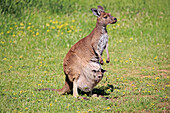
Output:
[37, 75, 73, 94]
[37, 88, 57, 91]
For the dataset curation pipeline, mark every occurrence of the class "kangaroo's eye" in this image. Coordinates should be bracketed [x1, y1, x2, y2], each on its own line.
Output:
[104, 16, 107, 19]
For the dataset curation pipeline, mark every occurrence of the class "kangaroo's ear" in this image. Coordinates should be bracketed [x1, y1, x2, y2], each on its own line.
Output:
[91, 8, 100, 16]
[98, 6, 104, 12]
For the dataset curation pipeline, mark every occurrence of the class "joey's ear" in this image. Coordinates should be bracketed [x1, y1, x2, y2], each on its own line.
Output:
[98, 6, 104, 12]
[101, 69, 107, 73]
[91, 8, 100, 16]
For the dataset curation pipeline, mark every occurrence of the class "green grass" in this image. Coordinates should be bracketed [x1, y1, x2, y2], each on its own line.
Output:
[0, 0, 169, 112]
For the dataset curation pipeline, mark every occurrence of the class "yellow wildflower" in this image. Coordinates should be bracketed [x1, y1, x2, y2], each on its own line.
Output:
[155, 77, 159, 80]
[46, 23, 50, 26]
[44, 71, 48, 73]
[129, 58, 132, 61]
[3, 58, 7, 61]
[65, 23, 68, 26]
[9, 66, 13, 70]
[19, 56, 23, 59]
[130, 37, 133, 40]
[165, 84, 170, 87]
[107, 89, 111, 92]
[49, 103, 52, 106]
[70, 25, 74, 29]
[57, 25, 63, 29]
[88, 109, 93, 112]
[103, 58, 106, 63]
[36, 32, 39, 35]
[47, 29, 50, 32]
[52, 26, 55, 29]
[20, 23, 24, 26]
[106, 107, 111, 110]
[27, 26, 31, 30]
[72, 19, 75, 22]
[154, 56, 157, 60]
[20, 27, 24, 29]
[20, 91, 22, 94]
[10, 27, 13, 30]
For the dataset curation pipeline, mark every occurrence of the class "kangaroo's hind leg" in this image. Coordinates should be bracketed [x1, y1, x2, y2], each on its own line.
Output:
[73, 78, 79, 97]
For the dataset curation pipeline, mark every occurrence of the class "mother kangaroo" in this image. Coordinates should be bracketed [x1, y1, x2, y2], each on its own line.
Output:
[41, 6, 117, 97]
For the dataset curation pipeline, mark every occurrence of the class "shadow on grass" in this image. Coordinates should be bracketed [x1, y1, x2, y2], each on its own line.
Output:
[78, 84, 121, 96]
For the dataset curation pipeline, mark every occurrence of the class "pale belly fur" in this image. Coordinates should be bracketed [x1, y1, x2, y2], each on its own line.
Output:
[97, 33, 108, 55]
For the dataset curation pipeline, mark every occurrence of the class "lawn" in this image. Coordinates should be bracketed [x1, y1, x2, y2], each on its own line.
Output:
[0, 0, 169, 112]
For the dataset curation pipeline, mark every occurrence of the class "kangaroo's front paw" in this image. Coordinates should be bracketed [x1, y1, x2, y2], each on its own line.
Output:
[100, 60, 103, 65]
[106, 60, 110, 63]
[106, 58, 110, 63]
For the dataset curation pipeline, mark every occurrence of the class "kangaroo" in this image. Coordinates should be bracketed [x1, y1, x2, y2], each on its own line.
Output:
[77, 69, 107, 95]
[39, 6, 117, 97]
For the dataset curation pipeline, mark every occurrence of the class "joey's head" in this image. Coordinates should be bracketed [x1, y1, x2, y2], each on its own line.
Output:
[93, 69, 107, 83]
[91, 6, 117, 26]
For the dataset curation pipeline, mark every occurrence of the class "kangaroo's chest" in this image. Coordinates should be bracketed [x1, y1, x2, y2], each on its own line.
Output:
[97, 33, 108, 55]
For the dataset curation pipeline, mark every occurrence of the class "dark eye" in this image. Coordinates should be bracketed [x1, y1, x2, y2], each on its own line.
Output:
[92, 70, 96, 73]
[104, 16, 107, 19]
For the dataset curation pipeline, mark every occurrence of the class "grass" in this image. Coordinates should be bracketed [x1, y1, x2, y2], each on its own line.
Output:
[0, 0, 169, 112]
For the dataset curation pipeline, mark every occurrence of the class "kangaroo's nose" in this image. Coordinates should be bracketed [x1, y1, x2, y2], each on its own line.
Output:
[114, 18, 117, 21]
[111, 17, 117, 24]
